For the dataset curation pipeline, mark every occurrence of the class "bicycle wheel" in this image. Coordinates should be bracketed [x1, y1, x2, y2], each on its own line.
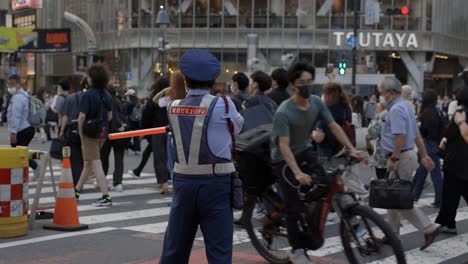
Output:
[244, 197, 291, 264]
[340, 205, 406, 264]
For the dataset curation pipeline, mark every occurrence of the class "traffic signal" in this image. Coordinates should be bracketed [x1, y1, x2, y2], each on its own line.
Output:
[386, 6, 410, 15]
[338, 62, 347, 75]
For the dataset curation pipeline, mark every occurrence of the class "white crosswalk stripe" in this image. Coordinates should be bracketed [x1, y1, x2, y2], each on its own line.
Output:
[2, 169, 467, 263]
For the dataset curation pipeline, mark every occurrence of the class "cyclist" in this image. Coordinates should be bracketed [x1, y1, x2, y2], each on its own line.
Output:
[271, 62, 364, 263]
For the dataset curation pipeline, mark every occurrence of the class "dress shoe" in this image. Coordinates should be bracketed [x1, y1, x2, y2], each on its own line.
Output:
[160, 182, 169, 194]
[420, 226, 441, 250]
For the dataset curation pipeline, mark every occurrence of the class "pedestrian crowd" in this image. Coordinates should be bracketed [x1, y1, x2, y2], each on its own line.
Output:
[3, 51, 468, 263]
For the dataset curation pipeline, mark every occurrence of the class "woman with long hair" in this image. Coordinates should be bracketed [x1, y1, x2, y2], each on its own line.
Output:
[75, 64, 113, 207]
[153, 70, 187, 192]
[312, 82, 352, 158]
[351, 95, 367, 128]
[413, 89, 444, 207]
[129, 78, 170, 188]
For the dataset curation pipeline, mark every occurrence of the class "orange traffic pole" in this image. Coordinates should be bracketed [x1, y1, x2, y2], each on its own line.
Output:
[108, 126, 171, 140]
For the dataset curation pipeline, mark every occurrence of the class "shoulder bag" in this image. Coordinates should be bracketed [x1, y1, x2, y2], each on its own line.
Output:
[369, 171, 414, 209]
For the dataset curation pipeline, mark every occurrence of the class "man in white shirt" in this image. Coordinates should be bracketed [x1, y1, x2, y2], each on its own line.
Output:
[7, 74, 40, 179]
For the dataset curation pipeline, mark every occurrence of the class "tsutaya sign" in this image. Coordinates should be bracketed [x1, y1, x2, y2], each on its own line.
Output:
[333, 31, 419, 49]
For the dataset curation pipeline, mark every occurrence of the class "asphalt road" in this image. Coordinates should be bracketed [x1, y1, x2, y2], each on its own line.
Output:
[0, 126, 467, 264]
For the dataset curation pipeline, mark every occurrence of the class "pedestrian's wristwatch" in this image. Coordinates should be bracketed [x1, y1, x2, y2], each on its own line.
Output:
[390, 156, 400, 162]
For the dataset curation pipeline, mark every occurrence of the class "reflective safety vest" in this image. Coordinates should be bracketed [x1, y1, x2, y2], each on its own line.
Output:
[168, 93, 235, 175]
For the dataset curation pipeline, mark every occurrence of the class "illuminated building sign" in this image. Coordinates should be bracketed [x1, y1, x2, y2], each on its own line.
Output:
[333, 31, 419, 49]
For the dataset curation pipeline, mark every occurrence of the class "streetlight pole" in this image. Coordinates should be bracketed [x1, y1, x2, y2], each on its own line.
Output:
[352, 0, 360, 94]
[156, 7, 170, 76]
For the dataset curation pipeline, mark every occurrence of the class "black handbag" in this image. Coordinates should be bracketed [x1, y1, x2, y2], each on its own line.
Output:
[64, 121, 81, 145]
[50, 138, 65, 160]
[369, 171, 414, 209]
[83, 119, 105, 138]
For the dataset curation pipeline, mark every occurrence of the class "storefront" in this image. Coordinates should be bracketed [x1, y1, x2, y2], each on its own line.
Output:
[12, 7, 37, 94]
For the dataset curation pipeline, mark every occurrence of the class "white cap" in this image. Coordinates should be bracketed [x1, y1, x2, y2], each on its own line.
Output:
[125, 88, 136, 96]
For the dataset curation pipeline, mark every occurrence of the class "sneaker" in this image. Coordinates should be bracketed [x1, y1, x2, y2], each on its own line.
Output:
[75, 189, 80, 200]
[114, 184, 123, 192]
[421, 225, 441, 250]
[327, 212, 338, 222]
[440, 226, 457, 235]
[128, 170, 140, 178]
[93, 195, 112, 207]
[354, 223, 368, 238]
[289, 249, 312, 264]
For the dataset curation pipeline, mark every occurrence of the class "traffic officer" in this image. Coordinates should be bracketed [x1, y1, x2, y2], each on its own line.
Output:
[160, 49, 244, 264]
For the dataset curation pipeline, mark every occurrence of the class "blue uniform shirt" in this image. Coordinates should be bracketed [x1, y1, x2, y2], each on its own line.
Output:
[185, 89, 244, 160]
[381, 97, 419, 154]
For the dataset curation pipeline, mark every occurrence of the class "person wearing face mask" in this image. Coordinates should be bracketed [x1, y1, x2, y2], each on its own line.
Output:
[6, 74, 41, 180]
[378, 76, 440, 250]
[271, 63, 365, 263]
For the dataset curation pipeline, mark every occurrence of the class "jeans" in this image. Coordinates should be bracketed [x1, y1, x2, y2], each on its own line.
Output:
[275, 149, 319, 250]
[412, 140, 443, 205]
[101, 139, 126, 186]
[11, 126, 37, 170]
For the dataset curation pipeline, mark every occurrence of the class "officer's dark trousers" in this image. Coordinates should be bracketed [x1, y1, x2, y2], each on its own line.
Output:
[160, 174, 233, 264]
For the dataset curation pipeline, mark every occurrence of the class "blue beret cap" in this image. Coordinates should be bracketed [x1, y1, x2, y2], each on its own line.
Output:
[180, 49, 221, 81]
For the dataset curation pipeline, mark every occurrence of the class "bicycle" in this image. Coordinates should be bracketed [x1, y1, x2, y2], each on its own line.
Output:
[243, 152, 406, 264]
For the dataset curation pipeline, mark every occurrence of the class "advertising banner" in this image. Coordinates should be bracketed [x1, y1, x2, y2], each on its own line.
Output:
[0, 27, 34, 53]
[18, 28, 71, 53]
[12, 0, 43, 11]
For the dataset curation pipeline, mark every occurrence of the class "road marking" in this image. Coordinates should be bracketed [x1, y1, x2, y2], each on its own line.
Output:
[123, 222, 169, 234]
[28, 173, 156, 186]
[0, 227, 116, 249]
[28, 178, 161, 195]
[369, 232, 468, 264]
[28, 188, 160, 204]
[79, 207, 172, 225]
[123, 212, 242, 235]
[311, 206, 468, 257]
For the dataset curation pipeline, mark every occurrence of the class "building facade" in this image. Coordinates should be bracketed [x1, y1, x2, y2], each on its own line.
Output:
[37, 0, 468, 96]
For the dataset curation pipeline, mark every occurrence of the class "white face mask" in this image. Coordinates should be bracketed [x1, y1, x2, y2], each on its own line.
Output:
[7, 87, 17, 95]
[379, 95, 387, 106]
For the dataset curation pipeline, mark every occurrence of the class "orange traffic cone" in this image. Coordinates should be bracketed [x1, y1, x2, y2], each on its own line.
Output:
[44, 147, 88, 231]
